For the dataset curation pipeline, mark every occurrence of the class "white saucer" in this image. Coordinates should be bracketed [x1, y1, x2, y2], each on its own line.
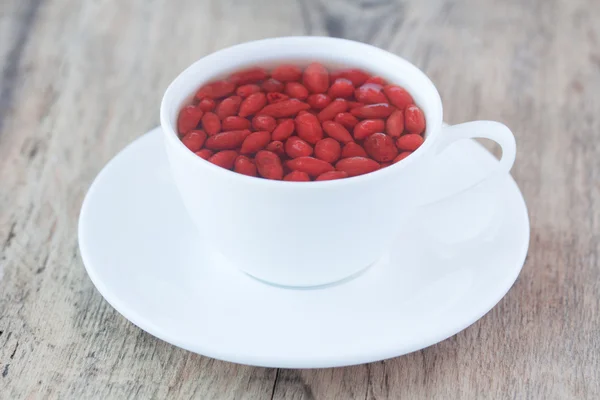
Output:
[78, 127, 529, 368]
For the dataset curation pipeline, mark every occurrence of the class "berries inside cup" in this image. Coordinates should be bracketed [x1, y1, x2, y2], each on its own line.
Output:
[177, 63, 426, 181]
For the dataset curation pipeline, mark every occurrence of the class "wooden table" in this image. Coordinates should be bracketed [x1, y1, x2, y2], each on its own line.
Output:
[1, 0, 599, 398]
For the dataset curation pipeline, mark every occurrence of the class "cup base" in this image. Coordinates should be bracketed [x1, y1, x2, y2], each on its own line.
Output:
[242, 256, 382, 289]
[208, 248, 387, 289]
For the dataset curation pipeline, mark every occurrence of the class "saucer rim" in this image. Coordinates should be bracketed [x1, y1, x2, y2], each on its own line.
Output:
[78, 126, 530, 368]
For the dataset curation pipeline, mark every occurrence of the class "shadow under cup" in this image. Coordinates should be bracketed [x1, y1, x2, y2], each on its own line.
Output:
[160, 37, 443, 287]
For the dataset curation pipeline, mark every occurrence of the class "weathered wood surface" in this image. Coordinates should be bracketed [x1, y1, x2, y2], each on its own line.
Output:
[1, 0, 599, 398]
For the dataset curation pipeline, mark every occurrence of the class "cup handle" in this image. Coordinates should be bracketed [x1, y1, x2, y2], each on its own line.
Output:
[428, 121, 516, 202]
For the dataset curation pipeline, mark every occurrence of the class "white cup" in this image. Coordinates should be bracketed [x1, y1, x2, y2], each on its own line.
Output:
[160, 36, 516, 287]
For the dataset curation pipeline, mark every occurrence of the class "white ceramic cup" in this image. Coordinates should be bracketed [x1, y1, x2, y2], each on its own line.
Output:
[160, 37, 516, 287]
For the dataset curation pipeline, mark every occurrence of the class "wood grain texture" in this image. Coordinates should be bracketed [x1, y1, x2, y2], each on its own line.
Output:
[1, 0, 599, 398]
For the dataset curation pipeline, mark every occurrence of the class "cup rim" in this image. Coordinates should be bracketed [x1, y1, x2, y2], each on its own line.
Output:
[160, 36, 443, 188]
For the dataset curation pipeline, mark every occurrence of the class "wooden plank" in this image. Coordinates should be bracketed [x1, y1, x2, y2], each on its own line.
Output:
[1, 0, 599, 398]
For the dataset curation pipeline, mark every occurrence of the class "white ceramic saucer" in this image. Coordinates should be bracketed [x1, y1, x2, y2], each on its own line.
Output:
[78, 127, 529, 368]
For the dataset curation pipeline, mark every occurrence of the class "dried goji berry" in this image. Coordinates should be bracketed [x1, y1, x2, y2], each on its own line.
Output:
[255, 150, 284, 180]
[272, 119, 295, 141]
[346, 101, 364, 109]
[404, 105, 426, 134]
[205, 130, 249, 150]
[314, 138, 342, 163]
[334, 112, 360, 129]
[383, 85, 414, 110]
[285, 136, 313, 158]
[284, 82, 309, 100]
[284, 170, 311, 182]
[365, 76, 386, 85]
[236, 84, 261, 98]
[258, 99, 311, 117]
[336, 68, 370, 86]
[322, 121, 354, 144]
[393, 151, 412, 163]
[202, 112, 221, 136]
[216, 95, 242, 119]
[266, 140, 285, 157]
[234, 155, 257, 177]
[396, 134, 424, 151]
[252, 115, 277, 132]
[208, 150, 238, 169]
[197, 98, 216, 112]
[327, 78, 354, 98]
[181, 130, 207, 152]
[351, 103, 394, 119]
[272, 65, 303, 82]
[267, 92, 289, 104]
[363, 132, 398, 162]
[241, 131, 271, 154]
[229, 67, 269, 85]
[318, 99, 348, 122]
[195, 149, 213, 160]
[315, 171, 348, 181]
[195, 80, 235, 100]
[353, 119, 385, 140]
[355, 83, 388, 104]
[295, 112, 323, 144]
[177, 105, 203, 134]
[341, 142, 368, 158]
[261, 78, 284, 93]
[222, 116, 251, 131]
[385, 110, 404, 137]
[307, 94, 332, 110]
[303, 62, 330, 93]
[285, 157, 334, 177]
[239, 92, 267, 117]
[335, 157, 380, 177]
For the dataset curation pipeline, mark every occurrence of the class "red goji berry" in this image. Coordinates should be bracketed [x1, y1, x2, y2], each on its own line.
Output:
[396, 134, 424, 151]
[363, 132, 398, 162]
[255, 150, 284, 180]
[252, 115, 277, 132]
[240, 131, 271, 154]
[322, 121, 354, 144]
[285, 136, 313, 158]
[351, 103, 394, 119]
[353, 119, 385, 140]
[236, 84, 261, 98]
[258, 99, 311, 118]
[284, 170, 311, 182]
[335, 157, 380, 177]
[341, 142, 368, 158]
[195, 80, 235, 100]
[315, 171, 348, 181]
[404, 105, 426, 134]
[205, 130, 249, 150]
[239, 92, 267, 117]
[284, 82, 309, 100]
[285, 157, 334, 177]
[181, 130, 207, 152]
[177, 105, 204, 135]
[202, 112, 221, 136]
[234, 155, 257, 177]
[314, 138, 342, 164]
[303, 62, 330, 93]
[208, 150, 238, 169]
[383, 85, 414, 110]
[271, 119, 295, 141]
[272, 65, 303, 82]
[229, 67, 269, 85]
[295, 112, 323, 144]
